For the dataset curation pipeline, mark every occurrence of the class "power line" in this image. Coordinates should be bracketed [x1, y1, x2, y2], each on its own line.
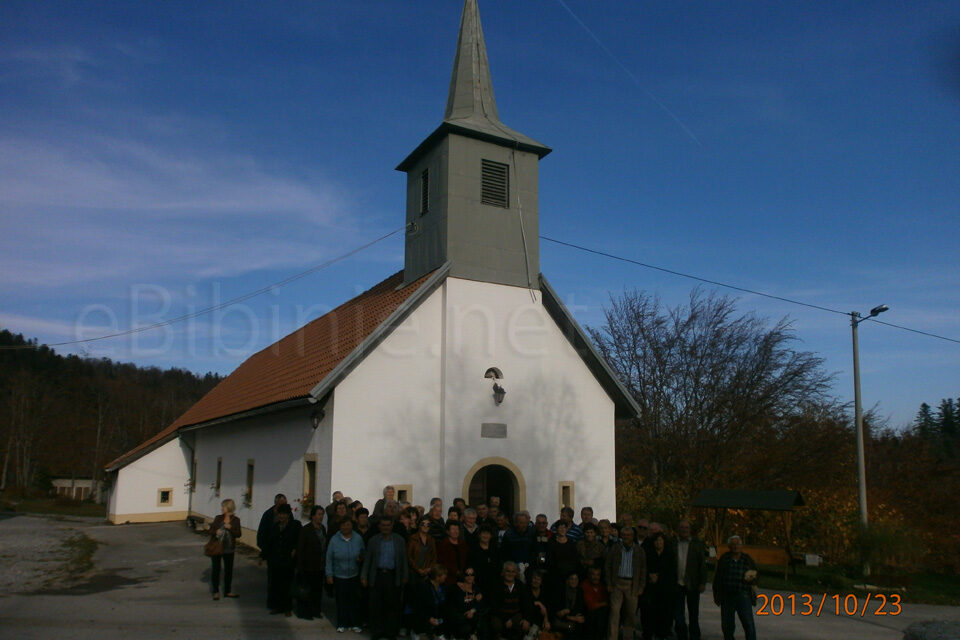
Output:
[553, 0, 703, 148]
[867, 318, 960, 344]
[3, 228, 957, 351]
[0, 225, 406, 350]
[540, 235, 960, 345]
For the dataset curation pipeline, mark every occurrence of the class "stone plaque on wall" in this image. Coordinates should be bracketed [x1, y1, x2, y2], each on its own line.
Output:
[481, 423, 507, 438]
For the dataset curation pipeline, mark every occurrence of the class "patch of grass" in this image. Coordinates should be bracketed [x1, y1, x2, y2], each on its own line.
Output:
[892, 572, 960, 605]
[62, 532, 99, 576]
[1, 497, 106, 518]
[39, 532, 100, 590]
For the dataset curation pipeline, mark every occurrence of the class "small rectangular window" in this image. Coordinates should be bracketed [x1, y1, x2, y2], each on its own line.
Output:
[420, 169, 429, 215]
[304, 456, 317, 501]
[215, 457, 222, 497]
[395, 484, 413, 504]
[559, 481, 575, 512]
[158, 487, 173, 506]
[481, 159, 509, 208]
[244, 460, 255, 507]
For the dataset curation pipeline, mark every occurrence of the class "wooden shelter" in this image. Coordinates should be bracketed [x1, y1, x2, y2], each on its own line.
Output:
[692, 489, 805, 578]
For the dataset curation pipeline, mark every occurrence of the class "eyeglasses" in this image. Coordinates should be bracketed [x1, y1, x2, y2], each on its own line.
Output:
[464, 572, 475, 577]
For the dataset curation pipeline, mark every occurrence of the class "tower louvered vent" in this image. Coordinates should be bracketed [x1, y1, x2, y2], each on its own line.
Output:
[481, 159, 509, 208]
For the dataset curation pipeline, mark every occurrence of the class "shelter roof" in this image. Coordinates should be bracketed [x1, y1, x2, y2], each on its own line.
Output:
[692, 489, 805, 512]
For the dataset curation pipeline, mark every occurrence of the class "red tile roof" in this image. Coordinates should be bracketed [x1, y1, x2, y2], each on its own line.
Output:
[106, 269, 434, 470]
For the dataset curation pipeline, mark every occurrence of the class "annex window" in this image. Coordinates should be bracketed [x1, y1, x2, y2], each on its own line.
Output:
[244, 460, 255, 508]
[215, 457, 222, 497]
[158, 487, 173, 507]
[419, 169, 429, 215]
[303, 454, 317, 505]
[558, 481, 575, 512]
[481, 159, 509, 208]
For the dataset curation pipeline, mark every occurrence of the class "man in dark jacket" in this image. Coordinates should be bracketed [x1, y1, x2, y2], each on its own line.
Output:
[674, 520, 709, 640]
[490, 561, 534, 640]
[502, 511, 536, 573]
[257, 493, 287, 553]
[258, 493, 287, 609]
[264, 503, 302, 615]
[712, 535, 758, 640]
[361, 516, 409, 640]
[297, 505, 327, 619]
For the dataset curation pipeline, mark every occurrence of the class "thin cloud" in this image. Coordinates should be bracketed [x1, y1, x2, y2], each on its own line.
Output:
[1, 46, 96, 87]
[0, 136, 341, 220]
[0, 122, 375, 292]
[0, 312, 111, 339]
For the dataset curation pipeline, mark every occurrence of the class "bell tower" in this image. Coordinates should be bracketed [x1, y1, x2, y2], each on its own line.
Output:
[397, 0, 551, 289]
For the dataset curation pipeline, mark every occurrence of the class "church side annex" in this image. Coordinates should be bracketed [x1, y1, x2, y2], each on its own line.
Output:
[105, 0, 640, 534]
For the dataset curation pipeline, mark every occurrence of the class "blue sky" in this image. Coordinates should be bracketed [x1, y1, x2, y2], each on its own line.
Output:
[1, 0, 958, 428]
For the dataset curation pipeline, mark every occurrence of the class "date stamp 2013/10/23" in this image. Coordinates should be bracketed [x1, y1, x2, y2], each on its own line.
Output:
[756, 593, 902, 617]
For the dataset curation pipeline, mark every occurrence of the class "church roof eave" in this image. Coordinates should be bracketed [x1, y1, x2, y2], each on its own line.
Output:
[539, 274, 642, 420]
[104, 267, 446, 473]
[396, 120, 550, 172]
[308, 262, 451, 399]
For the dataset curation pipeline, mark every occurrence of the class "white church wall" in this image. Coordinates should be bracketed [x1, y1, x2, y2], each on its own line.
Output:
[332, 283, 445, 507]
[108, 438, 191, 523]
[332, 276, 617, 519]
[191, 403, 332, 537]
[442, 277, 618, 520]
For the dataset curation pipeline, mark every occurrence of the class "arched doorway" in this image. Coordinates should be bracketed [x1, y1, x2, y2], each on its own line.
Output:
[462, 457, 526, 516]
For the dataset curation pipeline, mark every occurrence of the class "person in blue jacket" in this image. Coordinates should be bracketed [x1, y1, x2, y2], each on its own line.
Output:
[326, 516, 366, 632]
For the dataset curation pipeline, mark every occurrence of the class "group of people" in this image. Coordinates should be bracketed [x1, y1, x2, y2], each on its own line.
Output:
[206, 486, 760, 640]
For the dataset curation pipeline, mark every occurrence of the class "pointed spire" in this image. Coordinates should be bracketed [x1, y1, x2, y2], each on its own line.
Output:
[445, 0, 499, 124]
[396, 0, 550, 172]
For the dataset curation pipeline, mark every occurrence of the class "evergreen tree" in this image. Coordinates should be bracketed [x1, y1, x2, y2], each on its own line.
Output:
[914, 402, 937, 439]
[939, 398, 957, 457]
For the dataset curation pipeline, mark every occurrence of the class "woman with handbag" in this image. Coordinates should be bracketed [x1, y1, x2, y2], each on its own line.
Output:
[207, 498, 242, 600]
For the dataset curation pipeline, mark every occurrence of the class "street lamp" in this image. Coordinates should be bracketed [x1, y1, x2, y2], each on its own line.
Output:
[851, 303, 888, 576]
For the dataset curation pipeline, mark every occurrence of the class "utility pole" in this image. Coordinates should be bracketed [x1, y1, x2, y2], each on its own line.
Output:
[850, 304, 888, 578]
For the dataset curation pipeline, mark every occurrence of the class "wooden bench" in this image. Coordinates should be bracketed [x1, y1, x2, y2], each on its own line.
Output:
[741, 545, 792, 579]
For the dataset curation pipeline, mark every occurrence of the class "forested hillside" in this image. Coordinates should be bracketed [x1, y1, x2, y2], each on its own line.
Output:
[0, 330, 221, 493]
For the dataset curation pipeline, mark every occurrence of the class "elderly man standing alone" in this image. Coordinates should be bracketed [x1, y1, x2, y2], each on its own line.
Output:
[712, 535, 758, 640]
[605, 525, 645, 640]
[674, 520, 708, 640]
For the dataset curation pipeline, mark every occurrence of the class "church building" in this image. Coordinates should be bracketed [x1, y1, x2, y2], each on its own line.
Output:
[105, 0, 639, 534]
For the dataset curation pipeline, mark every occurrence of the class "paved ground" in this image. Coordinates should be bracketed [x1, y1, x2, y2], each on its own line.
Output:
[0, 514, 958, 639]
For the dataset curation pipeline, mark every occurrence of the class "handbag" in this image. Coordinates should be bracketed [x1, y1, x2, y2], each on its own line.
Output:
[204, 537, 224, 557]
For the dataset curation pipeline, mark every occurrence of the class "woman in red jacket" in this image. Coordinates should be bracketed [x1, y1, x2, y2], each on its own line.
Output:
[436, 520, 469, 586]
[208, 498, 242, 600]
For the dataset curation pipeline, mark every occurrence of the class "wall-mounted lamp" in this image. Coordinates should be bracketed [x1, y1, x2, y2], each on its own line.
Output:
[311, 408, 326, 430]
[492, 382, 506, 405]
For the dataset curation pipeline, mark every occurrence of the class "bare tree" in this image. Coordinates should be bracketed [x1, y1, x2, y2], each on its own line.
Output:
[590, 288, 834, 489]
